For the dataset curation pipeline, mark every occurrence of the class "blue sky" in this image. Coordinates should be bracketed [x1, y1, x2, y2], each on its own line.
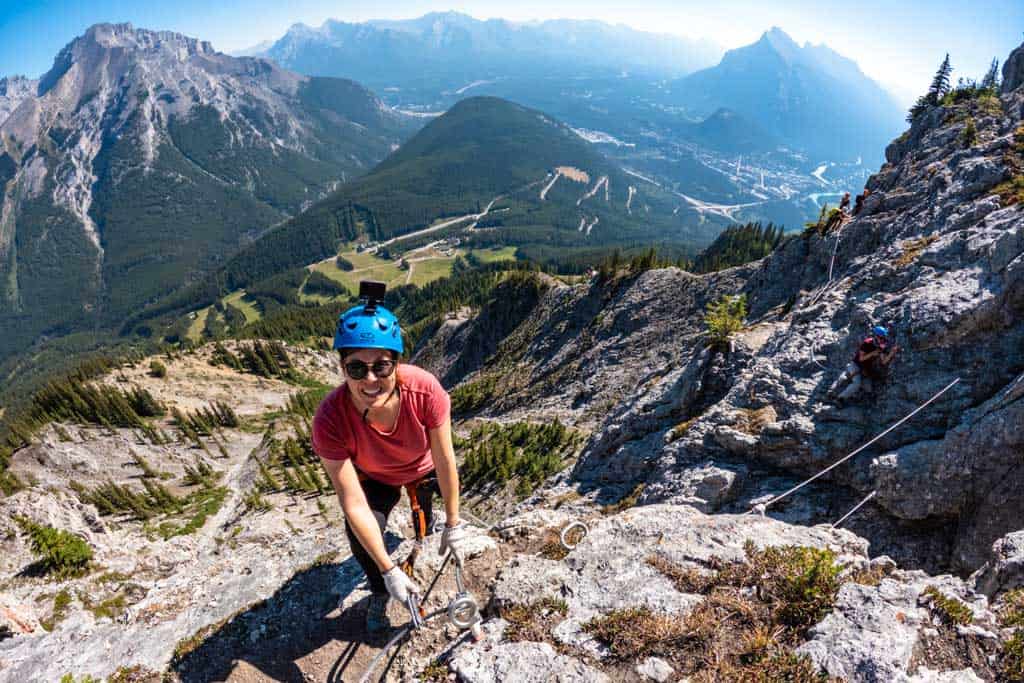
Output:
[1, 0, 1021, 105]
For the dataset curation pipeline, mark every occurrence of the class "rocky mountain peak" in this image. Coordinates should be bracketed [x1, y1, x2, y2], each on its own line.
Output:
[1004, 41, 1024, 93]
[80, 22, 215, 55]
[761, 25, 801, 58]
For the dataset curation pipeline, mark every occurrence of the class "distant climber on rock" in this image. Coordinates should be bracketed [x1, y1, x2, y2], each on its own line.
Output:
[839, 191, 851, 214]
[312, 281, 470, 634]
[853, 188, 871, 216]
[827, 326, 900, 402]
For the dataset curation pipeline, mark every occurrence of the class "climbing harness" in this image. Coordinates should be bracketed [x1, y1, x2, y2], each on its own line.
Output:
[559, 521, 590, 550]
[749, 377, 960, 515]
[831, 490, 878, 529]
[399, 477, 430, 577]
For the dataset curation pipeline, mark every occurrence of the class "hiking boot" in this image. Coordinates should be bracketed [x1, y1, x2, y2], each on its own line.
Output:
[366, 593, 391, 633]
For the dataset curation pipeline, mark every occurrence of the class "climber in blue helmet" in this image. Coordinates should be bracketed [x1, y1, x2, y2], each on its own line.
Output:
[311, 281, 469, 634]
[827, 324, 900, 403]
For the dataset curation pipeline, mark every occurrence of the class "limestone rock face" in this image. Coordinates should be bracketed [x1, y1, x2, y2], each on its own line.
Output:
[1003, 42, 1024, 93]
[972, 529, 1024, 596]
[458, 505, 998, 682]
[451, 640, 610, 683]
[417, 46, 1024, 572]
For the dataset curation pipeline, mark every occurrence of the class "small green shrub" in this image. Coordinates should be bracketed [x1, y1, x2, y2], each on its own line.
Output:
[243, 489, 272, 512]
[704, 294, 747, 348]
[978, 93, 1003, 116]
[15, 517, 93, 578]
[419, 660, 450, 682]
[148, 360, 167, 378]
[503, 597, 569, 642]
[960, 117, 978, 147]
[922, 586, 974, 626]
[894, 235, 938, 267]
[994, 175, 1024, 206]
[81, 593, 126, 620]
[1003, 631, 1024, 681]
[40, 589, 73, 631]
[1002, 589, 1024, 628]
[759, 546, 844, 628]
[583, 607, 687, 660]
[999, 590, 1024, 680]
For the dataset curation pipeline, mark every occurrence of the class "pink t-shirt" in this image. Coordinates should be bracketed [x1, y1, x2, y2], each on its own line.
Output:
[311, 364, 451, 486]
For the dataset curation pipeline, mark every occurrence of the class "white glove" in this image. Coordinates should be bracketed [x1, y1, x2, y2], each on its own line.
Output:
[383, 566, 420, 603]
[439, 520, 471, 559]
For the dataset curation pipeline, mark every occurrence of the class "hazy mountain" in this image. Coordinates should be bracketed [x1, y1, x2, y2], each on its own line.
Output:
[668, 27, 904, 162]
[0, 23, 416, 363]
[259, 11, 721, 97]
[683, 107, 781, 154]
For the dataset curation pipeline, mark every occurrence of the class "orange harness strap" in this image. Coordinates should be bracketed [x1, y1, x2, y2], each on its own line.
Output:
[405, 479, 428, 542]
[399, 477, 429, 587]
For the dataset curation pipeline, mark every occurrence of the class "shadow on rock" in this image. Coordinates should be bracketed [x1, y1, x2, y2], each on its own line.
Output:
[171, 553, 381, 683]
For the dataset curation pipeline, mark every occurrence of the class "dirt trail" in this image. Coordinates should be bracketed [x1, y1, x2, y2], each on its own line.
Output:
[576, 175, 608, 206]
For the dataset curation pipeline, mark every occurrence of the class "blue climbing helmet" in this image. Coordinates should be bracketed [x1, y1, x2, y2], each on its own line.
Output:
[333, 281, 403, 354]
[872, 325, 889, 339]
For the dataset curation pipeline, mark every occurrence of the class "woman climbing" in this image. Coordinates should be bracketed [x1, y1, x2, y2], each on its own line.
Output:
[312, 281, 469, 633]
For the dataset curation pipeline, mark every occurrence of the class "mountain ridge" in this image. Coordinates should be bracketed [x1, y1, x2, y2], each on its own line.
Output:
[0, 22, 416, 364]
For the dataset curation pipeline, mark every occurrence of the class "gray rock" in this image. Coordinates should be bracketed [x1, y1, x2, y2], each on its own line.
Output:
[654, 460, 746, 512]
[450, 640, 609, 683]
[971, 529, 1024, 596]
[492, 556, 573, 608]
[635, 656, 675, 682]
[1004, 42, 1024, 93]
[797, 580, 927, 682]
[495, 505, 868, 655]
[906, 668, 984, 682]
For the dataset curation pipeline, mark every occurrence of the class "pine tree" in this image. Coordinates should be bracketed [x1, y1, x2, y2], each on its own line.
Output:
[931, 54, 953, 102]
[981, 58, 1000, 91]
[908, 53, 953, 122]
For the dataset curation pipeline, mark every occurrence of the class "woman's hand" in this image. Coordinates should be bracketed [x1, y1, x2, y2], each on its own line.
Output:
[383, 566, 420, 603]
[440, 520, 471, 560]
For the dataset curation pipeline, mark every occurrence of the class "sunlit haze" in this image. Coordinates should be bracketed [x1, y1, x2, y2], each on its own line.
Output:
[2, 0, 1022, 107]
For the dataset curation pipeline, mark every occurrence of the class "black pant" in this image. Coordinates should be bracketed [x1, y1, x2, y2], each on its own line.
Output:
[344, 471, 438, 594]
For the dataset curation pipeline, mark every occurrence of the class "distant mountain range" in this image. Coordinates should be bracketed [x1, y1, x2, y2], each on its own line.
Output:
[253, 11, 721, 98]
[0, 23, 416, 364]
[251, 16, 902, 163]
[668, 27, 904, 161]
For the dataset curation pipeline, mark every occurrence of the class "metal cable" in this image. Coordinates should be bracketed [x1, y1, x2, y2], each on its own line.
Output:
[748, 377, 960, 515]
[831, 490, 877, 529]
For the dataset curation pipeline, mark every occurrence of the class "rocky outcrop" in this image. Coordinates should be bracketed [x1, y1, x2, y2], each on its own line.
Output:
[419, 53, 1024, 574]
[442, 505, 1001, 682]
[972, 529, 1024, 596]
[1003, 43, 1024, 93]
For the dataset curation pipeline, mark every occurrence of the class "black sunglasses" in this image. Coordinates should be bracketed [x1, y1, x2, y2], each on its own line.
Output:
[344, 359, 397, 380]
